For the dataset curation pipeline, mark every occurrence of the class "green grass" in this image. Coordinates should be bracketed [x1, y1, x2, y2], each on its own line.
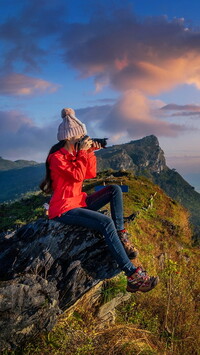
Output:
[0, 191, 48, 232]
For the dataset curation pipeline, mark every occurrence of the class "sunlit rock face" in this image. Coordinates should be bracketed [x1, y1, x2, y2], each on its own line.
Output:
[0, 219, 120, 350]
[96, 135, 167, 174]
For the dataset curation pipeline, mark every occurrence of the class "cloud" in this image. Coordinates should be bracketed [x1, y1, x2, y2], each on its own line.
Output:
[87, 98, 117, 104]
[0, 110, 33, 133]
[0, 110, 58, 161]
[161, 104, 200, 111]
[2, 2, 200, 98]
[0, 0, 67, 72]
[76, 91, 188, 143]
[171, 112, 200, 117]
[0, 94, 192, 162]
[0, 73, 59, 96]
[61, 11, 200, 95]
[161, 103, 200, 117]
[102, 90, 187, 138]
[76, 105, 112, 137]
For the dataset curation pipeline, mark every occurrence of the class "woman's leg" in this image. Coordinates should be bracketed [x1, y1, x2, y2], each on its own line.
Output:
[86, 184, 138, 259]
[54, 207, 136, 277]
[86, 185, 124, 230]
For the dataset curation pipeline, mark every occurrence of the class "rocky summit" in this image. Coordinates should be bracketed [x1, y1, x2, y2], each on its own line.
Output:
[96, 135, 167, 174]
[0, 218, 120, 350]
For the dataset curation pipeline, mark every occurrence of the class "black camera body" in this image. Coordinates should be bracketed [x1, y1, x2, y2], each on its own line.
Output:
[76, 135, 108, 150]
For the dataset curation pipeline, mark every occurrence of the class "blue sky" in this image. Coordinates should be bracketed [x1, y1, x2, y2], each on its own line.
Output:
[1, 0, 200, 188]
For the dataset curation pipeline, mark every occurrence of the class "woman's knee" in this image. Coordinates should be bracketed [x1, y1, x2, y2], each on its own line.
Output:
[99, 213, 115, 230]
[109, 184, 122, 195]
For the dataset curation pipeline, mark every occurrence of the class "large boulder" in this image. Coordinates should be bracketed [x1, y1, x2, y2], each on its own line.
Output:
[0, 218, 120, 350]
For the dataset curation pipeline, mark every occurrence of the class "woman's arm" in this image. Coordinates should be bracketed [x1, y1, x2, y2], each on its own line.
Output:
[85, 151, 97, 179]
[84, 141, 101, 179]
[49, 151, 89, 182]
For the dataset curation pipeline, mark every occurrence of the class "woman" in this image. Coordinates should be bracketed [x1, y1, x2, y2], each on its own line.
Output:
[40, 108, 159, 293]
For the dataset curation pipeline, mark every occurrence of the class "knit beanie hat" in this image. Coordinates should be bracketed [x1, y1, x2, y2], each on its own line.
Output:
[57, 108, 87, 141]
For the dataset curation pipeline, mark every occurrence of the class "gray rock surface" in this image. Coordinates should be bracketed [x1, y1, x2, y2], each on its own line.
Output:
[0, 218, 120, 350]
[96, 135, 167, 174]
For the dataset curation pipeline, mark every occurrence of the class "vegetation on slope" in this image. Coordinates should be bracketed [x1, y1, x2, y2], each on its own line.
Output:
[153, 169, 200, 244]
[0, 192, 47, 232]
[1, 172, 200, 354]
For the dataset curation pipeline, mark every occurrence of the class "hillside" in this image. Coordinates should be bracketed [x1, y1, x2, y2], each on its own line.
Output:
[0, 164, 45, 202]
[96, 136, 200, 240]
[0, 157, 38, 171]
[1, 174, 199, 354]
[153, 169, 200, 241]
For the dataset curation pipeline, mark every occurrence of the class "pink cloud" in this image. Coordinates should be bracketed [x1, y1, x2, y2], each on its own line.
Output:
[161, 103, 200, 117]
[0, 73, 59, 96]
[76, 91, 188, 141]
[103, 90, 188, 137]
[62, 13, 200, 95]
[161, 104, 200, 111]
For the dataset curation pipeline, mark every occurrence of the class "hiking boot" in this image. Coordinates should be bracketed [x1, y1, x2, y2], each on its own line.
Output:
[118, 229, 139, 259]
[127, 267, 159, 293]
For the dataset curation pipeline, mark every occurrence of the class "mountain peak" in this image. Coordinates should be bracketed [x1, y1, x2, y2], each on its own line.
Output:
[129, 135, 159, 146]
[98, 135, 166, 174]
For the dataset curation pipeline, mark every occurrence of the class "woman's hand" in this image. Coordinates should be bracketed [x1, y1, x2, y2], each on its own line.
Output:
[88, 141, 102, 152]
[79, 136, 93, 150]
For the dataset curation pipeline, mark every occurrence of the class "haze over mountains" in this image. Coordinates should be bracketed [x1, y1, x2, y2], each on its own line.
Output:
[181, 172, 200, 194]
[1, 135, 200, 238]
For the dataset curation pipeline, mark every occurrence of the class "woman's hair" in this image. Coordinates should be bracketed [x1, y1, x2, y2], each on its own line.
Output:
[40, 140, 66, 194]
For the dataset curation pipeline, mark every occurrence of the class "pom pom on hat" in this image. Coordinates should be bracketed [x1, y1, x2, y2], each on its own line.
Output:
[61, 108, 75, 118]
[57, 108, 87, 141]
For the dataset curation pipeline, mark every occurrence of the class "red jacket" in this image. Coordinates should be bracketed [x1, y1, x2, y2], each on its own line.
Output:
[48, 147, 96, 219]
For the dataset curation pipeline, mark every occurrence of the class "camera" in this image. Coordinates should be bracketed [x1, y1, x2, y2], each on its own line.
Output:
[75, 135, 108, 150]
[91, 137, 108, 148]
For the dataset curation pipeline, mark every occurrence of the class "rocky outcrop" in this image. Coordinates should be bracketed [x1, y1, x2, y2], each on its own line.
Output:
[96, 135, 167, 174]
[97, 148, 137, 172]
[124, 135, 166, 173]
[0, 219, 120, 350]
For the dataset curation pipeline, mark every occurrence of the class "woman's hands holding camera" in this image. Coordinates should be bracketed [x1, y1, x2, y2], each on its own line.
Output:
[79, 136, 92, 150]
[79, 136, 101, 152]
[89, 141, 102, 152]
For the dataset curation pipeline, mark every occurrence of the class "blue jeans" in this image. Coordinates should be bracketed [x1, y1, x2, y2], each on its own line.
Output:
[54, 185, 136, 277]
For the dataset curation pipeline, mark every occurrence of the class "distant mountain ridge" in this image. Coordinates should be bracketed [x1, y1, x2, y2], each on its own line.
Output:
[1, 135, 200, 239]
[0, 157, 38, 171]
[0, 164, 45, 202]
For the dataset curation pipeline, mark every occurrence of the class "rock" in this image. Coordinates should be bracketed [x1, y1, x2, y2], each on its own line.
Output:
[0, 218, 121, 350]
[97, 148, 137, 172]
[97, 292, 131, 326]
[96, 135, 167, 174]
[0, 275, 60, 351]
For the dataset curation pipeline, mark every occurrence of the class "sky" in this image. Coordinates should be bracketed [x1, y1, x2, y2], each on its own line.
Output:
[1, 0, 200, 189]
